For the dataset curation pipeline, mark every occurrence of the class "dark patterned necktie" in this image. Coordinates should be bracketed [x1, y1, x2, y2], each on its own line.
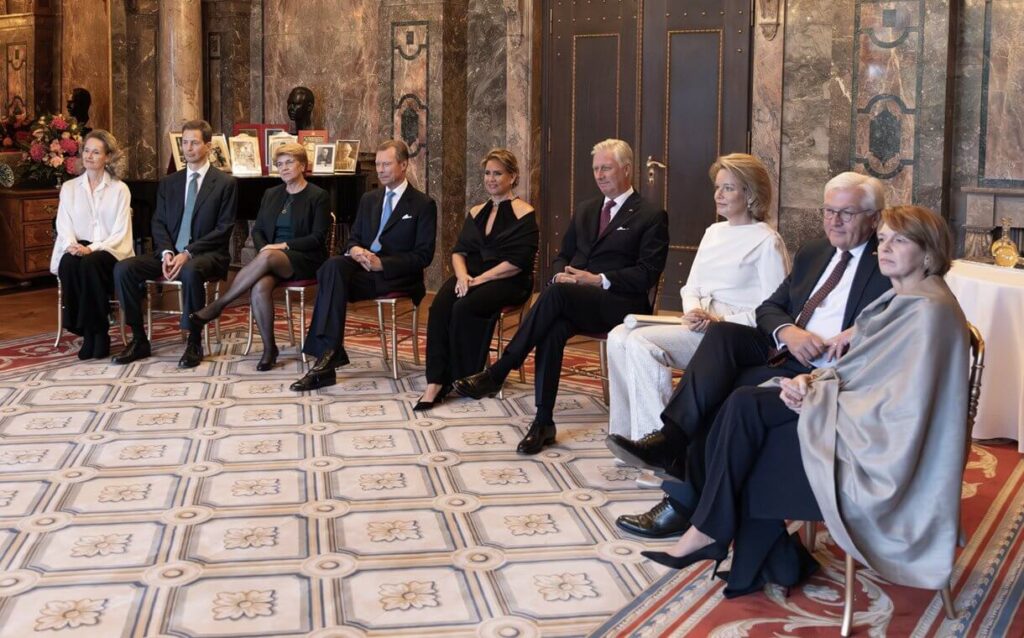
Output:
[598, 199, 615, 235]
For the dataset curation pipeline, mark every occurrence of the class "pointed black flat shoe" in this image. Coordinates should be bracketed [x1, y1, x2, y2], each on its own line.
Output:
[256, 345, 279, 372]
[413, 384, 452, 411]
[641, 541, 728, 573]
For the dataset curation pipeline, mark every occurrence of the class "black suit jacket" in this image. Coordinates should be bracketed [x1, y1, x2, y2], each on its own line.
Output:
[152, 165, 238, 260]
[755, 236, 891, 342]
[551, 192, 669, 303]
[346, 183, 437, 292]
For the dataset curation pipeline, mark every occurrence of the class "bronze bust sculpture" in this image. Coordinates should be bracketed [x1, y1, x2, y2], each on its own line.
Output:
[67, 87, 92, 134]
[287, 86, 315, 134]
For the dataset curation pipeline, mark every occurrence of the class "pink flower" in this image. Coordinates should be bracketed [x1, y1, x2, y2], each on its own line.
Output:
[32, 129, 45, 140]
[29, 142, 45, 161]
[51, 116, 68, 130]
[49, 139, 61, 153]
[64, 157, 78, 173]
[2, 137, 12, 147]
[49, 155, 64, 168]
[59, 138, 78, 154]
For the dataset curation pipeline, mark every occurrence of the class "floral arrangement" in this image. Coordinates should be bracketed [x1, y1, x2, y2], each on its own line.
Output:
[20, 113, 83, 187]
[0, 109, 31, 152]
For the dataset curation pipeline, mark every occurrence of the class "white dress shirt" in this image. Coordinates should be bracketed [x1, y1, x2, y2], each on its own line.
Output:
[598, 187, 635, 290]
[773, 241, 870, 368]
[50, 172, 134, 274]
[383, 179, 409, 214]
[680, 221, 790, 326]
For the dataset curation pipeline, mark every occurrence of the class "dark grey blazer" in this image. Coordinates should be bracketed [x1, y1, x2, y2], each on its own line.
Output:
[151, 165, 238, 260]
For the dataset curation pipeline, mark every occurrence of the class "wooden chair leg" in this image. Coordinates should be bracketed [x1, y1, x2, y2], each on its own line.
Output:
[299, 288, 307, 365]
[802, 521, 818, 552]
[54, 279, 63, 347]
[841, 554, 855, 637]
[940, 585, 957, 619]
[243, 304, 255, 355]
[390, 301, 399, 380]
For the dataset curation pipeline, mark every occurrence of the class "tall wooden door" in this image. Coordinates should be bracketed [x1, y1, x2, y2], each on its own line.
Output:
[542, 0, 752, 309]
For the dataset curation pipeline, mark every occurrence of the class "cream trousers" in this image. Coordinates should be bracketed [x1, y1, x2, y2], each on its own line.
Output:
[606, 322, 705, 439]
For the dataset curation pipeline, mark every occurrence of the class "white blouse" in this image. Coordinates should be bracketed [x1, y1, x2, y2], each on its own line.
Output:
[50, 172, 134, 274]
[680, 221, 790, 326]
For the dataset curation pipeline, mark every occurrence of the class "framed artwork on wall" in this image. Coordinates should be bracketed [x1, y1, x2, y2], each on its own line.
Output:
[334, 139, 359, 174]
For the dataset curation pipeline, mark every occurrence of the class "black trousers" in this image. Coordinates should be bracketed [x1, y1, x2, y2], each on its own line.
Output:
[659, 322, 810, 488]
[302, 256, 420, 357]
[57, 250, 117, 335]
[113, 252, 228, 334]
[494, 282, 648, 420]
[425, 275, 531, 385]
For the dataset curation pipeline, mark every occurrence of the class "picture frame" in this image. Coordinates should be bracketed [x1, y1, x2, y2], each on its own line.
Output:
[209, 134, 232, 172]
[298, 129, 329, 167]
[263, 125, 289, 170]
[232, 122, 264, 167]
[266, 132, 297, 175]
[312, 143, 336, 175]
[334, 139, 360, 174]
[168, 132, 185, 171]
[228, 135, 262, 177]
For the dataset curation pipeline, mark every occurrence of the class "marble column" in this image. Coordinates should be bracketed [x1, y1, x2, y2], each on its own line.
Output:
[157, 0, 203, 171]
[60, 0, 112, 132]
[751, 0, 787, 224]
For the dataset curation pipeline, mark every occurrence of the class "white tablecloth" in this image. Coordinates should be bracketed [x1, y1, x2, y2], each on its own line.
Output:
[945, 260, 1024, 450]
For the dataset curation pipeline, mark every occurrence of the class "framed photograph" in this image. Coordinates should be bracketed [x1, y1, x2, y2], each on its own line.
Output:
[334, 139, 360, 174]
[168, 132, 185, 171]
[232, 122, 264, 164]
[298, 129, 328, 167]
[209, 134, 232, 172]
[313, 144, 336, 174]
[267, 132, 297, 175]
[228, 135, 261, 177]
[263, 125, 288, 169]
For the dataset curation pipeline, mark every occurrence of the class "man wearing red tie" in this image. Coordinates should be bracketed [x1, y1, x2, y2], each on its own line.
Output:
[608, 171, 894, 539]
[454, 139, 669, 454]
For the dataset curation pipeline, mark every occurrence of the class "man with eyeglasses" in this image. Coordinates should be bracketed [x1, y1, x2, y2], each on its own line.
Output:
[606, 171, 892, 539]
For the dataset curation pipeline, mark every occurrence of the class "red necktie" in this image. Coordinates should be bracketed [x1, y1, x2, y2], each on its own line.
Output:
[598, 199, 615, 235]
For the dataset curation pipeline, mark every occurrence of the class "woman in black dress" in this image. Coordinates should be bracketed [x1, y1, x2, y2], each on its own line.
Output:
[191, 142, 331, 370]
[416, 149, 539, 410]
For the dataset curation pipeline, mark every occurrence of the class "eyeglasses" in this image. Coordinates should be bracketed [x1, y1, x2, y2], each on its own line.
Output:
[274, 159, 298, 169]
[819, 207, 878, 223]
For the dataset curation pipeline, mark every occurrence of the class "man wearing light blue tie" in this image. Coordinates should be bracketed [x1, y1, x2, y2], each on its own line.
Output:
[112, 120, 237, 368]
[290, 140, 437, 391]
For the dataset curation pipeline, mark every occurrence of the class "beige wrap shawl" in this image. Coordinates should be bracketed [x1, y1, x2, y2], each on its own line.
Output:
[795, 276, 969, 589]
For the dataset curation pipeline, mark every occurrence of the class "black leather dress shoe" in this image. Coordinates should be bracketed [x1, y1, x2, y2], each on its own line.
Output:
[111, 338, 151, 365]
[606, 431, 679, 474]
[516, 420, 556, 455]
[453, 370, 503, 400]
[308, 348, 350, 374]
[256, 345, 279, 372]
[616, 497, 692, 538]
[289, 368, 336, 392]
[178, 340, 204, 368]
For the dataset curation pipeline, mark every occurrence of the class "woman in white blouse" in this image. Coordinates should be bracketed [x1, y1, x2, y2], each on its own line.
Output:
[51, 129, 133, 359]
[607, 154, 789, 451]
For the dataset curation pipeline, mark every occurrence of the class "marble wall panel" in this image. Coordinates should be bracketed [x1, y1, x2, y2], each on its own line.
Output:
[751, 0, 786, 223]
[262, 1, 385, 146]
[464, 0, 506, 210]
[391, 20, 431, 190]
[979, 0, 1024, 185]
[117, 0, 158, 179]
[202, 0, 251, 136]
[60, 0, 111, 132]
[506, 0, 542, 209]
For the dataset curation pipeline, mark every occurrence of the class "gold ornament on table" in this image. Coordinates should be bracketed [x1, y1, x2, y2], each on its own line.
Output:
[991, 217, 1021, 268]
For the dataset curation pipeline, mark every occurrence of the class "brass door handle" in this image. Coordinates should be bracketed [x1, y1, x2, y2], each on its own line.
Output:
[646, 156, 667, 185]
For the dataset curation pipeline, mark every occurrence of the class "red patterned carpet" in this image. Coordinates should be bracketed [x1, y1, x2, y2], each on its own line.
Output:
[3, 310, 1021, 636]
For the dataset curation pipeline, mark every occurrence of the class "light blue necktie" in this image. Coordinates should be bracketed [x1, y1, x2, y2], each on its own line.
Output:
[176, 172, 199, 252]
[370, 190, 395, 252]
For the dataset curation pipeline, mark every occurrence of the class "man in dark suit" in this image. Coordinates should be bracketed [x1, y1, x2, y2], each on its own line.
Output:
[454, 139, 669, 455]
[112, 119, 237, 368]
[290, 139, 437, 391]
[608, 171, 893, 538]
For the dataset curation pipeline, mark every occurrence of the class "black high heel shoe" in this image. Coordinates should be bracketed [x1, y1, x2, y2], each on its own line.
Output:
[641, 541, 729, 575]
[413, 384, 452, 411]
[187, 310, 216, 331]
[256, 345, 279, 372]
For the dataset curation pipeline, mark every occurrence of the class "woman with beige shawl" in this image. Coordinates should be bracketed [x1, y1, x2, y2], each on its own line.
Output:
[642, 205, 970, 597]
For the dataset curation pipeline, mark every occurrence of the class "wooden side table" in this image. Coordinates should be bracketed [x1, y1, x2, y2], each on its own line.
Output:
[0, 187, 59, 280]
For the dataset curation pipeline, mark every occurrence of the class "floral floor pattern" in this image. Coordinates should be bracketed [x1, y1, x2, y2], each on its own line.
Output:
[0, 320, 671, 638]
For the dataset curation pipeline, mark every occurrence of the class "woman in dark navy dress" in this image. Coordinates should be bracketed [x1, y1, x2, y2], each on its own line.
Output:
[416, 149, 539, 410]
[191, 142, 330, 370]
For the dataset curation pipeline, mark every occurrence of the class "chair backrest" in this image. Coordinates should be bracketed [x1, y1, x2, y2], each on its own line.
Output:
[966, 323, 986, 439]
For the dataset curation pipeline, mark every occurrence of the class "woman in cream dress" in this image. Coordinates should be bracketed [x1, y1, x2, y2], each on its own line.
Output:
[607, 154, 789, 444]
